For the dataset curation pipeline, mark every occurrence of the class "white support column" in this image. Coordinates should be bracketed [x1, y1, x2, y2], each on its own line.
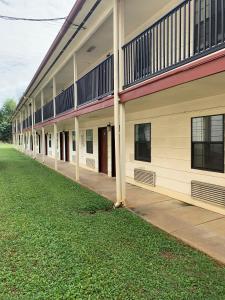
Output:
[42, 127, 45, 162]
[73, 52, 80, 181]
[53, 77, 56, 117]
[54, 123, 58, 170]
[119, 0, 126, 203]
[75, 117, 80, 181]
[120, 103, 126, 203]
[41, 90, 44, 122]
[113, 0, 122, 206]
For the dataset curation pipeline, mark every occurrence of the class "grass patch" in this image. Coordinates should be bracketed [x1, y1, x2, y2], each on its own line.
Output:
[0, 144, 225, 299]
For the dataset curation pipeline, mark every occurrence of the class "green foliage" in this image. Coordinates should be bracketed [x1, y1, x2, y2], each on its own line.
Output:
[0, 99, 16, 142]
[0, 145, 225, 299]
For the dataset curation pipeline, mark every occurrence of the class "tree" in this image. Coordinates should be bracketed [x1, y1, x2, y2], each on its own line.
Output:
[0, 99, 17, 143]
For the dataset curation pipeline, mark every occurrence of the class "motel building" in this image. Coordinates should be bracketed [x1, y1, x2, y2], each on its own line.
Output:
[12, 0, 225, 214]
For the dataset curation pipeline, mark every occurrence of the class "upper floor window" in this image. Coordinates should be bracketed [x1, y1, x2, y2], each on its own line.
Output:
[135, 123, 151, 162]
[86, 129, 93, 154]
[72, 131, 76, 151]
[192, 114, 224, 172]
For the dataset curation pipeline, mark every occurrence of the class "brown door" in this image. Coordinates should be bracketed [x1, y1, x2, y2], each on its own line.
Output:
[98, 127, 108, 174]
[38, 135, 41, 153]
[64, 131, 70, 162]
[111, 126, 116, 177]
[60, 132, 64, 160]
[45, 134, 48, 155]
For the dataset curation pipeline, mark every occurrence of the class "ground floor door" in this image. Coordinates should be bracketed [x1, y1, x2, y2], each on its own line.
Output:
[60, 132, 64, 160]
[45, 134, 48, 155]
[38, 134, 41, 153]
[111, 126, 116, 177]
[98, 127, 108, 174]
[30, 135, 33, 151]
[64, 131, 70, 162]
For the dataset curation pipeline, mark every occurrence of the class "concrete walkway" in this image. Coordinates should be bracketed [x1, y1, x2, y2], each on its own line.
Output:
[34, 153, 225, 264]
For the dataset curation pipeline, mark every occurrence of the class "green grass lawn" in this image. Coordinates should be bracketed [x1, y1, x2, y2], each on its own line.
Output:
[0, 144, 225, 299]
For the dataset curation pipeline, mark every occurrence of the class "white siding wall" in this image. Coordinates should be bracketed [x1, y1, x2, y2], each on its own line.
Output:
[126, 93, 225, 199]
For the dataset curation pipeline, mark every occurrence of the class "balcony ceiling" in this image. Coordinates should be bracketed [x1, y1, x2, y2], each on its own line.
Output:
[124, 0, 178, 42]
[55, 57, 74, 93]
[125, 71, 225, 116]
[77, 14, 113, 78]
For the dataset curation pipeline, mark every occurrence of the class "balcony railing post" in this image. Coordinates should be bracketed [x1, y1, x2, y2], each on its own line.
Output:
[73, 52, 78, 109]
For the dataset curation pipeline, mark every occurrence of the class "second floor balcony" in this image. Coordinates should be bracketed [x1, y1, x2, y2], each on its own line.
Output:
[43, 100, 54, 121]
[55, 84, 74, 115]
[123, 0, 225, 87]
[35, 108, 42, 124]
[20, 0, 225, 128]
[77, 55, 114, 106]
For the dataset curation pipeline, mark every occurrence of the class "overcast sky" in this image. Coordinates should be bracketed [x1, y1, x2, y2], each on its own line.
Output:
[0, 0, 75, 108]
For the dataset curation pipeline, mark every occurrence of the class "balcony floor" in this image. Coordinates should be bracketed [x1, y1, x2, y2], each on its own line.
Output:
[31, 151, 225, 265]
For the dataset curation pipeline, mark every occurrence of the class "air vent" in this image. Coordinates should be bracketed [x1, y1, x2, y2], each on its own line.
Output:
[191, 180, 225, 207]
[86, 158, 95, 169]
[134, 169, 156, 186]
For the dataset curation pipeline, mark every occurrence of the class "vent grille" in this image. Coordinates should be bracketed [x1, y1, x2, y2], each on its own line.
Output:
[134, 169, 156, 186]
[86, 158, 95, 169]
[191, 180, 225, 207]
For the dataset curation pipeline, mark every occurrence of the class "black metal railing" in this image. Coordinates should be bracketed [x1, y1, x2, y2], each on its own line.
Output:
[77, 55, 114, 106]
[17, 122, 21, 132]
[35, 108, 42, 124]
[55, 84, 74, 115]
[28, 115, 32, 127]
[23, 118, 28, 129]
[43, 100, 54, 120]
[123, 0, 225, 88]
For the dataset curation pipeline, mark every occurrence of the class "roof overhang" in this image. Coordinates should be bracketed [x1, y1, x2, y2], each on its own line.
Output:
[13, 0, 88, 118]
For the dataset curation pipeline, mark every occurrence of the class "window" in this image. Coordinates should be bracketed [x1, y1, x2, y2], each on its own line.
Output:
[135, 123, 151, 162]
[86, 129, 93, 154]
[72, 131, 76, 151]
[49, 134, 52, 148]
[192, 115, 224, 172]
